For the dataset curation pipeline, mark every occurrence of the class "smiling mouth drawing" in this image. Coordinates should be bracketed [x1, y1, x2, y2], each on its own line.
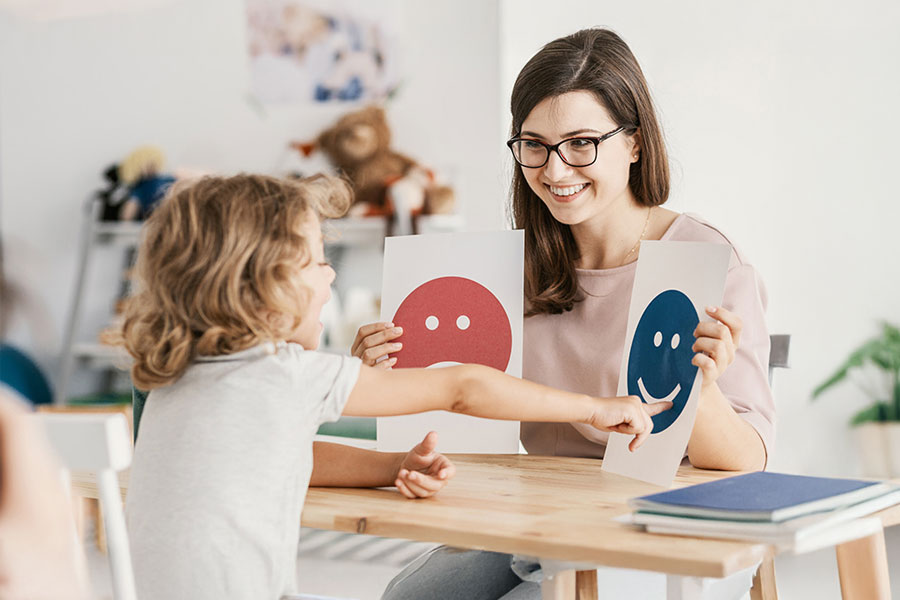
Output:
[637, 377, 681, 404]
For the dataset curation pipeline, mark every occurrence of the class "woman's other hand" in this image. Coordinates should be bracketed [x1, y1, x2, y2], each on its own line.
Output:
[692, 306, 743, 389]
[351, 322, 403, 368]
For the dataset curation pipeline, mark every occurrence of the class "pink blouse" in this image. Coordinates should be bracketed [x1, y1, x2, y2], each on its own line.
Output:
[520, 213, 775, 463]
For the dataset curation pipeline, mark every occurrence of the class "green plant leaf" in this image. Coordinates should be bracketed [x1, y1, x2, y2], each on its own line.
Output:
[851, 402, 892, 425]
[882, 321, 900, 343]
[870, 344, 897, 372]
[812, 339, 884, 399]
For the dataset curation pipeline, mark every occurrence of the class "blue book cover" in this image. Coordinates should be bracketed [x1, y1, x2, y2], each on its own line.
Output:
[629, 471, 895, 522]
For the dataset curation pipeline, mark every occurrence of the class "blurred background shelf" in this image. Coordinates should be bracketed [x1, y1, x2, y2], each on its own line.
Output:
[324, 214, 465, 248]
[71, 342, 131, 370]
[56, 201, 141, 404]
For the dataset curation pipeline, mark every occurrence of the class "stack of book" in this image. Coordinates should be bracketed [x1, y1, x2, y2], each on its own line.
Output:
[622, 472, 900, 552]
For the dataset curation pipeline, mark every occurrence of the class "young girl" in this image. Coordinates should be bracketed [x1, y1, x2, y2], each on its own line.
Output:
[117, 172, 665, 600]
[364, 28, 775, 600]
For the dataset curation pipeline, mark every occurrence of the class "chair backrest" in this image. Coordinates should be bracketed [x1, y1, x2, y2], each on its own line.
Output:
[768, 333, 791, 387]
[37, 412, 137, 600]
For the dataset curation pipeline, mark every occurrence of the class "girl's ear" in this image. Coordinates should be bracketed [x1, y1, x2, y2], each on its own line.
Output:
[629, 128, 643, 163]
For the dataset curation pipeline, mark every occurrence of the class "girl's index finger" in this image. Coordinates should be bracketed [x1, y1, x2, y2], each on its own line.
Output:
[643, 401, 673, 416]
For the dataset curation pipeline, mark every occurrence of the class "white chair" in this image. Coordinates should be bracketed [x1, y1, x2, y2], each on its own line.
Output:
[37, 412, 137, 600]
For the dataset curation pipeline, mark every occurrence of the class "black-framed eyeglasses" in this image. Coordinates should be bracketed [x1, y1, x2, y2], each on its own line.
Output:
[506, 125, 631, 168]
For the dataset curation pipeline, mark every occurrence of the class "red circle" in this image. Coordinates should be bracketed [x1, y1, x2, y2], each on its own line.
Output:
[391, 276, 512, 370]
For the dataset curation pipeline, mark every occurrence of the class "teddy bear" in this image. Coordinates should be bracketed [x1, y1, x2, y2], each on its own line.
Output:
[292, 106, 454, 235]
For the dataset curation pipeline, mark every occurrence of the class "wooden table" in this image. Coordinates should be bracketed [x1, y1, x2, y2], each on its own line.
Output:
[72, 454, 898, 600]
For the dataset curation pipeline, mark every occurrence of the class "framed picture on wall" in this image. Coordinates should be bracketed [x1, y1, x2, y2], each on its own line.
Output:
[246, 0, 401, 104]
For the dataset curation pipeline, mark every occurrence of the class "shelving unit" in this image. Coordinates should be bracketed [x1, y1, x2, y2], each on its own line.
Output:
[323, 213, 465, 247]
[320, 213, 465, 351]
[56, 202, 139, 404]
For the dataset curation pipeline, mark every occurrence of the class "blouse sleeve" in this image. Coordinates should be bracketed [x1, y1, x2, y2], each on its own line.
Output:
[717, 262, 776, 466]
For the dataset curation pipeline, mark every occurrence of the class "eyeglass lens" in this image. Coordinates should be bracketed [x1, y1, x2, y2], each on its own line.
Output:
[511, 138, 597, 168]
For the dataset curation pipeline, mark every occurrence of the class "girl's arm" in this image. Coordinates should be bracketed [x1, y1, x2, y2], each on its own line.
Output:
[310, 432, 455, 498]
[345, 363, 668, 452]
[310, 442, 404, 487]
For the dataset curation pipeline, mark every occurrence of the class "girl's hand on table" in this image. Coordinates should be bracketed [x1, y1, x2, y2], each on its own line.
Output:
[395, 431, 456, 499]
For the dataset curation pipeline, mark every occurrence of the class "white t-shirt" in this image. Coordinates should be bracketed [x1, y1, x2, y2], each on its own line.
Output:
[126, 342, 362, 600]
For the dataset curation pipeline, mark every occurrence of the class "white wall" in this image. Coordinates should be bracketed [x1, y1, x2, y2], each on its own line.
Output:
[4, 0, 900, 479]
[0, 0, 502, 396]
[500, 0, 900, 478]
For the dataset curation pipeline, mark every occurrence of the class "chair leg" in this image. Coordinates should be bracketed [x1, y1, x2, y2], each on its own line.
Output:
[541, 569, 575, 599]
[575, 570, 597, 599]
[836, 529, 890, 600]
[71, 494, 86, 543]
[92, 499, 107, 554]
[750, 557, 777, 600]
[98, 471, 137, 600]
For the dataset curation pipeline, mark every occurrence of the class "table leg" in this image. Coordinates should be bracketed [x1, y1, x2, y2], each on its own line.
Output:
[541, 569, 575, 599]
[836, 528, 891, 600]
[750, 557, 778, 600]
[575, 570, 597, 600]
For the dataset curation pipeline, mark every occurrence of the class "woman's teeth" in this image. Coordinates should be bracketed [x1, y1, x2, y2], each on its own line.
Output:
[549, 183, 587, 196]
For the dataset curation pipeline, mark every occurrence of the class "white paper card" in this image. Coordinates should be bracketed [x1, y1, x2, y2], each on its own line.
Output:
[377, 231, 524, 453]
[602, 241, 731, 487]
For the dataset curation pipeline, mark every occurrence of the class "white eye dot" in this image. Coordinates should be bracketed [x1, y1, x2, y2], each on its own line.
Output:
[425, 316, 439, 331]
[653, 331, 662, 347]
[671, 333, 680, 350]
[456, 315, 470, 330]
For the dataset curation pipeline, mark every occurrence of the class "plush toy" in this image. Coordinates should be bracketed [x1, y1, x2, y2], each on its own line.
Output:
[117, 146, 176, 221]
[292, 106, 454, 234]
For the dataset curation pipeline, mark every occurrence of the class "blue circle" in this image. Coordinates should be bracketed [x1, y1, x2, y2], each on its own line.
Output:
[627, 290, 699, 433]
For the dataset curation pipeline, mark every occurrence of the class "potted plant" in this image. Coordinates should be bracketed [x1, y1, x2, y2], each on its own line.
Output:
[813, 322, 900, 477]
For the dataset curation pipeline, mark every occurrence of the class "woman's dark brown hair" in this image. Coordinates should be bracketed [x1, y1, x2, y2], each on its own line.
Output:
[510, 28, 670, 315]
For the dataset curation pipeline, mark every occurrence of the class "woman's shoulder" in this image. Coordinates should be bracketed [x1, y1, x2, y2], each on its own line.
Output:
[663, 212, 752, 268]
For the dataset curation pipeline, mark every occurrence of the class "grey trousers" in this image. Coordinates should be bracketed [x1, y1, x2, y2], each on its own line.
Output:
[382, 546, 757, 600]
[382, 546, 540, 600]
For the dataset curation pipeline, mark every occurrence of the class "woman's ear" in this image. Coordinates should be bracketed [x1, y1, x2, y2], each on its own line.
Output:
[629, 128, 643, 163]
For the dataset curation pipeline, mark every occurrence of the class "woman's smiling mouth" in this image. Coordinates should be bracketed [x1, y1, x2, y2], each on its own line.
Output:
[546, 182, 590, 203]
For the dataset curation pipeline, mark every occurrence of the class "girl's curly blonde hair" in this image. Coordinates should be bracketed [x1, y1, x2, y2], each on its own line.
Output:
[115, 173, 351, 390]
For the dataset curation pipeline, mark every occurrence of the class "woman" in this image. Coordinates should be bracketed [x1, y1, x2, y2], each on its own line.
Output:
[362, 27, 774, 599]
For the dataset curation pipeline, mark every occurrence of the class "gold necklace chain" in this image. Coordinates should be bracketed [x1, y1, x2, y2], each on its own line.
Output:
[621, 206, 653, 267]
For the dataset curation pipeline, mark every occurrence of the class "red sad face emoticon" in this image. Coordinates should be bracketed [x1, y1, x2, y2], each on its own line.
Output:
[390, 276, 512, 371]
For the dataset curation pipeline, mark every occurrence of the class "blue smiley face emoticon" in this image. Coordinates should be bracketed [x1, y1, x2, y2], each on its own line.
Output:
[627, 289, 699, 434]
